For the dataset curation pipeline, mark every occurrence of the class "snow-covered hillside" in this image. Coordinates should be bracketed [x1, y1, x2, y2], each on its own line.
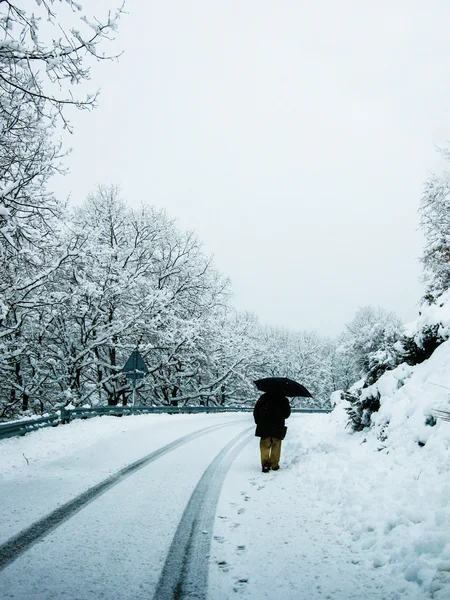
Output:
[333, 333, 450, 598]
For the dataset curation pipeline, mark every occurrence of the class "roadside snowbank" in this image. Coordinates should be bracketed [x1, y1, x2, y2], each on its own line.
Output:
[329, 338, 450, 598]
[211, 409, 450, 599]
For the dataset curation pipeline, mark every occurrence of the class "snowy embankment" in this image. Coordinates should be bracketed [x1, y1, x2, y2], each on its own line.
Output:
[209, 414, 448, 599]
[210, 341, 450, 599]
[335, 338, 450, 598]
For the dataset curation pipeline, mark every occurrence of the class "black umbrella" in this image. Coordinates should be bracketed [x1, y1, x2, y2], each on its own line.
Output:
[254, 377, 312, 398]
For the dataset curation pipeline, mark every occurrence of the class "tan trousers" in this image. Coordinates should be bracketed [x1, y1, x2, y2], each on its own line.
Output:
[260, 437, 282, 468]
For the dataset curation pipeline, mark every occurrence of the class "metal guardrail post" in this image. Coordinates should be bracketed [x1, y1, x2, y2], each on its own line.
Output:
[60, 406, 69, 424]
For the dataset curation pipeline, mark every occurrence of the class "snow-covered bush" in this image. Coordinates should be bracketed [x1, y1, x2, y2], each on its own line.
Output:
[343, 389, 381, 432]
[401, 324, 444, 366]
[402, 289, 450, 358]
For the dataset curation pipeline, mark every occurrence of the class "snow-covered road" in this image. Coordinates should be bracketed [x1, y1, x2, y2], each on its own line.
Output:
[0, 413, 251, 598]
[0, 411, 449, 599]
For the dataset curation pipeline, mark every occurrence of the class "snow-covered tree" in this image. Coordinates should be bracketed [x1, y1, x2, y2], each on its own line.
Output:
[140, 230, 232, 406]
[236, 324, 338, 408]
[419, 161, 450, 303]
[0, 0, 124, 256]
[44, 186, 164, 406]
[335, 306, 404, 431]
[38, 186, 234, 409]
[339, 306, 404, 385]
[0, 2, 124, 418]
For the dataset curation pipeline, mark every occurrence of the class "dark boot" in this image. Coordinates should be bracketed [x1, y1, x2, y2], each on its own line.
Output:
[262, 462, 270, 473]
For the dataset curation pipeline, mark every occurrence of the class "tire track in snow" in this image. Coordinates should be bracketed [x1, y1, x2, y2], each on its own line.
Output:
[154, 427, 253, 600]
[0, 420, 245, 571]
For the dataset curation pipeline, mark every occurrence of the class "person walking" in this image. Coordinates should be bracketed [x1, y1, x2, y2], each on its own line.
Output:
[253, 391, 291, 472]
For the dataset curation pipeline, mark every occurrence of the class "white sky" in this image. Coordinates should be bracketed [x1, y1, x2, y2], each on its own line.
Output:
[51, 0, 450, 336]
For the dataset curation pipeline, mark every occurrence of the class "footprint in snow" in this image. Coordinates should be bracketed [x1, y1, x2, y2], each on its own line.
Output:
[233, 577, 249, 593]
[214, 535, 226, 544]
[217, 560, 229, 572]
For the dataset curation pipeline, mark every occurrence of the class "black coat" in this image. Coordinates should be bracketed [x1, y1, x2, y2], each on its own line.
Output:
[253, 392, 291, 439]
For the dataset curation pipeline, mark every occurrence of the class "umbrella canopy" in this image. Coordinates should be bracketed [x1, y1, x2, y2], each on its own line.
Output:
[254, 377, 312, 398]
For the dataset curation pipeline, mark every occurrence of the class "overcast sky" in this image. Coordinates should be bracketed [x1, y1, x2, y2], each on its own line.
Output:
[51, 1, 450, 336]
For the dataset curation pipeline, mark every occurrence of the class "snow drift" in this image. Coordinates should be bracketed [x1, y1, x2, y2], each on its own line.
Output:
[332, 296, 450, 597]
